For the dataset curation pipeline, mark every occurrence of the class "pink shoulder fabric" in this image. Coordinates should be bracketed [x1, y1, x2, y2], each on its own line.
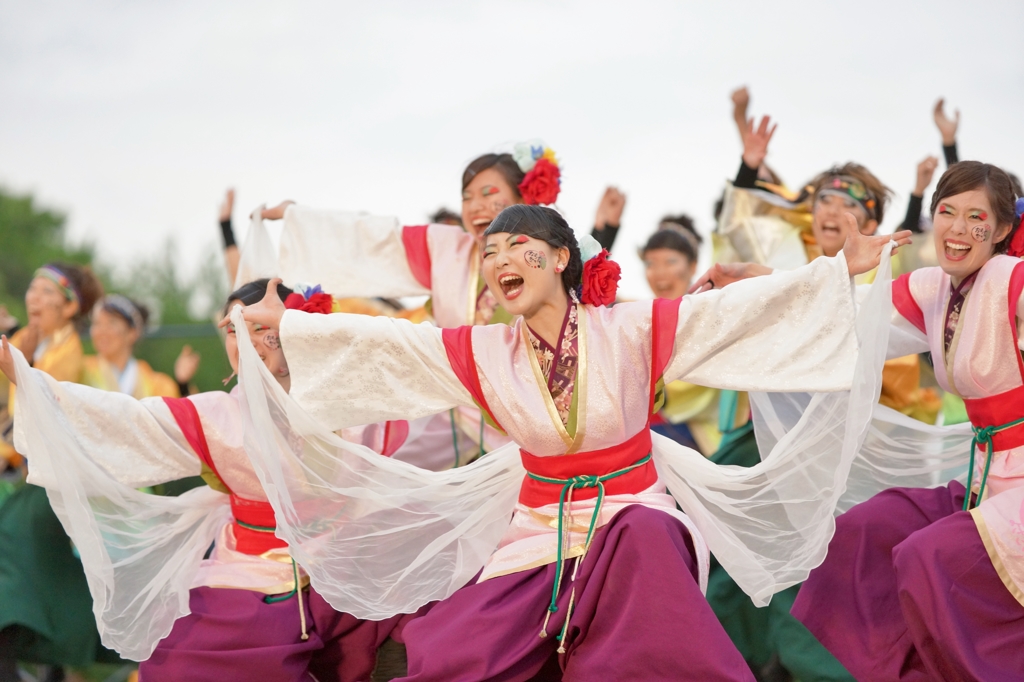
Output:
[893, 273, 926, 335]
[1007, 261, 1024, 382]
[650, 298, 681, 410]
[441, 326, 501, 430]
[401, 224, 433, 289]
[381, 420, 410, 458]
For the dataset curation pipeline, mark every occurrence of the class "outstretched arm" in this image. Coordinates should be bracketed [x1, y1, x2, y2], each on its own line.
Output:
[230, 281, 475, 430]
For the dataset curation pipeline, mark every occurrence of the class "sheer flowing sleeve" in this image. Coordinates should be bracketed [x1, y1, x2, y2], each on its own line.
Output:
[280, 309, 475, 430]
[235, 307, 524, 619]
[665, 252, 859, 392]
[275, 205, 430, 298]
[10, 348, 229, 661]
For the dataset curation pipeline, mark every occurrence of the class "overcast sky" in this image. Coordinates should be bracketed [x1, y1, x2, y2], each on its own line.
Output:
[2, 0, 1022, 297]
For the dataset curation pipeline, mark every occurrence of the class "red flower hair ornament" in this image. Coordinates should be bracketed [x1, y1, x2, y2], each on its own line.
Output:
[513, 140, 562, 206]
[576, 233, 620, 306]
[284, 284, 334, 314]
[1008, 198, 1024, 258]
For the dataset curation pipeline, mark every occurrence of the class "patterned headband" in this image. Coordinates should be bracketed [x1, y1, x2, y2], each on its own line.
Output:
[34, 266, 80, 306]
[815, 175, 878, 219]
[97, 294, 145, 332]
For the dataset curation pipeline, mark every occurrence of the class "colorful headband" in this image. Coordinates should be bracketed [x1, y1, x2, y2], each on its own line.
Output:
[815, 175, 878, 219]
[284, 283, 334, 314]
[34, 266, 80, 306]
[513, 140, 561, 206]
[97, 294, 145, 332]
[576, 233, 620, 307]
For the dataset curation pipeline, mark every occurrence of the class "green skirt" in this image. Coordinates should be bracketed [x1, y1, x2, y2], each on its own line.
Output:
[706, 426, 854, 682]
[0, 484, 115, 666]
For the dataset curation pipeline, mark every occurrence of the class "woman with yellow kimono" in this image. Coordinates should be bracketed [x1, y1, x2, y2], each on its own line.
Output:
[0, 263, 105, 682]
[223, 204, 908, 680]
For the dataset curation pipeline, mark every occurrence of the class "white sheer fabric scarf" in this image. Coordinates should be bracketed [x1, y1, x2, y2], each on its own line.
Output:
[10, 347, 229, 661]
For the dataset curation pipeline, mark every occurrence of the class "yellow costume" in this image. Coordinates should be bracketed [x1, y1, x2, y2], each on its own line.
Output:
[80, 356, 179, 400]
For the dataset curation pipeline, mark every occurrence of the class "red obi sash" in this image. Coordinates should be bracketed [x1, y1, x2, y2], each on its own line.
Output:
[518, 427, 658, 507]
[162, 397, 286, 556]
[963, 385, 1024, 452]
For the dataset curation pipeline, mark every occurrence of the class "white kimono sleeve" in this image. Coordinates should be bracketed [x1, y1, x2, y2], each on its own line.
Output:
[236, 308, 524, 619]
[280, 308, 475, 430]
[10, 349, 229, 661]
[275, 204, 430, 297]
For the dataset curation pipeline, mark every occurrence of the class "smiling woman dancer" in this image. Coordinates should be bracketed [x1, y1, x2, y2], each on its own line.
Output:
[791, 161, 1024, 681]
[251, 142, 562, 466]
[0, 281, 410, 682]
[227, 203, 908, 681]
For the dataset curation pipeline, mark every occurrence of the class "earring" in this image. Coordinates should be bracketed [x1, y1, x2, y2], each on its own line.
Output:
[556, 264, 564, 272]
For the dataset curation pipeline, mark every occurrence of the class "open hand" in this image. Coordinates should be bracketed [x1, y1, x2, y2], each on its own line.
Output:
[0, 336, 16, 386]
[742, 115, 777, 170]
[594, 187, 626, 228]
[688, 262, 773, 294]
[933, 98, 959, 146]
[174, 345, 201, 384]
[218, 279, 287, 331]
[841, 213, 913, 276]
[914, 156, 939, 196]
[261, 201, 295, 221]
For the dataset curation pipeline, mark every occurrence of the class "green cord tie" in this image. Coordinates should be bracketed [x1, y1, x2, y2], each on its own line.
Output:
[448, 410, 488, 469]
[526, 453, 652, 652]
[963, 415, 1024, 511]
[238, 519, 309, 640]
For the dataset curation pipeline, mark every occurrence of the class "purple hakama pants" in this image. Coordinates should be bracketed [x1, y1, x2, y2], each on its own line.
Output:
[139, 585, 399, 682]
[792, 481, 1024, 681]
[398, 505, 753, 682]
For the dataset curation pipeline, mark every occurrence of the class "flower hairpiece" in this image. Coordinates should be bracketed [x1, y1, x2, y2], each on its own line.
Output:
[1007, 198, 1024, 258]
[284, 283, 334, 314]
[513, 140, 561, 206]
[575, 233, 620, 306]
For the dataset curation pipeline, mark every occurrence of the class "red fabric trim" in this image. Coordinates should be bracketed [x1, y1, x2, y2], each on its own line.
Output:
[381, 420, 410, 458]
[441, 326, 502, 431]
[230, 496, 286, 554]
[518, 428, 657, 507]
[964, 385, 1024, 452]
[162, 398, 284, 555]
[893, 273, 926, 335]
[162, 397, 223, 486]
[650, 298, 680, 412]
[402, 225, 433, 290]
[1007, 261, 1024, 383]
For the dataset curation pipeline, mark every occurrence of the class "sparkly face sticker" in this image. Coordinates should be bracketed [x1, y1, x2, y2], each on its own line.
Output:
[971, 223, 992, 243]
[262, 331, 281, 350]
[525, 250, 547, 269]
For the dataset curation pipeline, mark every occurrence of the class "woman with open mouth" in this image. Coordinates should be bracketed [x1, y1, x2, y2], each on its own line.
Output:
[226, 202, 908, 680]
[791, 160, 1024, 681]
[249, 141, 562, 470]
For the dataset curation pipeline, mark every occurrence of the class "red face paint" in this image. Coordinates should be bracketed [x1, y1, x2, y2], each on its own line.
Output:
[939, 204, 949, 213]
[978, 211, 988, 221]
[513, 235, 530, 244]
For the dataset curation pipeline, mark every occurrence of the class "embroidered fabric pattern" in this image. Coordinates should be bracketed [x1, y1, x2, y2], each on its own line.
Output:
[945, 271, 978, 355]
[475, 286, 499, 325]
[526, 304, 579, 426]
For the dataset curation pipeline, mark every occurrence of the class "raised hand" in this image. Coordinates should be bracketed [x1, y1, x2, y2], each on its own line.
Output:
[0, 336, 16, 386]
[261, 201, 295, 221]
[218, 279, 286, 332]
[841, 213, 913, 276]
[742, 115, 777, 170]
[933, 98, 959, 146]
[174, 345, 201, 385]
[0, 306, 17, 334]
[594, 187, 626, 229]
[688, 262, 773, 294]
[219, 188, 235, 223]
[913, 156, 940, 196]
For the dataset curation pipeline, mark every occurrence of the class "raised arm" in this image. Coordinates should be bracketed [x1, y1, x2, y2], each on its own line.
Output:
[263, 202, 441, 298]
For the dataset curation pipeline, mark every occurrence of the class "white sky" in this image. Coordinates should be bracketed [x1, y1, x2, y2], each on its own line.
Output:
[2, 0, 1023, 298]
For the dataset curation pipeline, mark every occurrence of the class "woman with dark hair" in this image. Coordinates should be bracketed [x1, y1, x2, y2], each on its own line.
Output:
[225, 203, 907, 680]
[0, 262, 103, 682]
[247, 142, 563, 467]
[0, 279, 409, 682]
[83, 295, 199, 399]
[789, 161, 1024, 680]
